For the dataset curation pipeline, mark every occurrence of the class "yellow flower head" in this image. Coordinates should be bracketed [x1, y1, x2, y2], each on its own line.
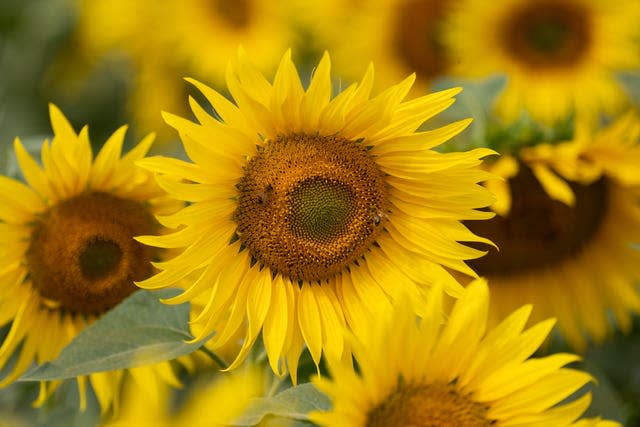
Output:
[444, 0, 640, 124]
[467, 112, 640, 350]
[0, 105, 181, 411]
[136, 49, 496, 380]
[311, 279, 618, 426]
[70, 0, 297, 145]
[155, 0, 298, 84]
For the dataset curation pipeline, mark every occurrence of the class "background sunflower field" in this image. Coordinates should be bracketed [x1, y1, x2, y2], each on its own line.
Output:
[1, 0, 640, 426]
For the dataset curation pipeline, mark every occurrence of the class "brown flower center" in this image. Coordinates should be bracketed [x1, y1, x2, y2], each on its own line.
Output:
[27, 192, 158, 314]
[234, 133, 389, 283]
[208, 0, 251, 29]
[500, 0, 592, 70]
[394, 0, 449, 80]
[466, 164, 607, 277]
[367, 382, 493, 427]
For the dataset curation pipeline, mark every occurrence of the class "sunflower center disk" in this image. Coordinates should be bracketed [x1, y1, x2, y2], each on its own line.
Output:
[79, 238, 123, 280]
[394, 0, 448, 80]
[234, 133, 389, 283]
[366, 383, 492, 427]
[27, 192, 158, 314]
[528, 19, 570, 53]
[466, 164, 607, 277]
[501, 1, 591, 69]
[209, 0, 251, 29]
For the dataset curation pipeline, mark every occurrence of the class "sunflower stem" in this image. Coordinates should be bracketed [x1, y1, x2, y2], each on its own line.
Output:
[198, 346, 229, 370]
[267, 375, 284, 397]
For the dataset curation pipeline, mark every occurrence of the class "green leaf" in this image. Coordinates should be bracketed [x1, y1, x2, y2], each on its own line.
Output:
[582, 320, 640, 424]
[580, 360, 626, 423]
[231, 382, 331, 426]
[19, 289, 202, 381]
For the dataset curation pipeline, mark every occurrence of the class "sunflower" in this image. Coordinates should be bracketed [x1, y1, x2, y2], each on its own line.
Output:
[103, 367, 262, 427]
[135, 50, 496, 380]
[154, 0, 298, 87]
[464, 112, 640, 350]
[66, 0, 299, 144]
[305, 0, 457, 92]
[0, 104, 182, 411]
[310, 278, 617, 426]
[444, 0, 640, 124]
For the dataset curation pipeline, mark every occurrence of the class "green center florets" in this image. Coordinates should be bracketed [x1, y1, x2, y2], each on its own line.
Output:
[290, 178, 356, 243]
[527, 19, 569, 53]
[501, 1, 591, 69]
[79, 238, 123, 280]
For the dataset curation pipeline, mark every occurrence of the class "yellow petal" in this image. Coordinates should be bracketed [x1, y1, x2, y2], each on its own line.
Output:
[530, 164, 575, 206]
[0, 176, 44, 222]
[263, 278, 289, 376]
[14, 138, 49, 200]
[297, 283, 323, 366]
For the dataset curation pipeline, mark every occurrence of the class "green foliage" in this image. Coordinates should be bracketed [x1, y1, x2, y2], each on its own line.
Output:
[428, 74, 506, 151]
[583, 318, 640, 426]
[0, 379, 100, 427]
[19, 289, 203, 381]
[0, 0, 75, 146]
[430, 74, 575, 155]
[231, 382, 331, 426]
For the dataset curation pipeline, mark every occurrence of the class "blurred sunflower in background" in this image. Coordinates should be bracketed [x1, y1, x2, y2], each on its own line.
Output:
[311, 279, 617, 426]
[103, 366, 262, 427]
[464, 113, 640, 351]
[304, 0, 457, 93]
[135, 49, 495, 380]
[49, 0, 303, 146]
[152, 0, 299, 84]
[0, 105, 182, 412]
[444, 0, 640, 124]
